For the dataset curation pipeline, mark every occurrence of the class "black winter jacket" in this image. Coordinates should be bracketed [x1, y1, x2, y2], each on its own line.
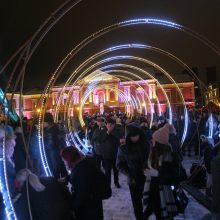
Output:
[44, 124, 63, 178]
[100, 127, 122, 160]
[71, 157, 103, 220]
[116, 127, 149, 186]
[15, 177, 73, 220]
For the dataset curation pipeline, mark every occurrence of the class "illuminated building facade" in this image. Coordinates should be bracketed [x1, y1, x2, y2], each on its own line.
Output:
[6, 77, 195, 119]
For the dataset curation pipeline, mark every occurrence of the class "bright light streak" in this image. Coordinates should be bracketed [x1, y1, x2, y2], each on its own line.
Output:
[208, 113, 213, 138]
[0, 136, 17, 220]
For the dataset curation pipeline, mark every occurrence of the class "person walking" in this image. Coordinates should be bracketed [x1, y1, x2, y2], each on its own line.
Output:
[117, 123, 149, 220]
[101, 118, 122, 188]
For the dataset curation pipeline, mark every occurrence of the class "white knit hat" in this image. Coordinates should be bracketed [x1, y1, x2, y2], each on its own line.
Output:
[152, 123, 170, 145]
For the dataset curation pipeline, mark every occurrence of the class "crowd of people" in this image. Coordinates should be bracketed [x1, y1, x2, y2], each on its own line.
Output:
[0, 110, 220, 220]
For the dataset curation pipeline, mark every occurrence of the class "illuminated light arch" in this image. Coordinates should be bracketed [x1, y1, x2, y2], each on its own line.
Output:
[39, 17, 220, 142]
[1, 18, 214, 187]
[44, 18, 220, 113]
[38, 17, 220, 170]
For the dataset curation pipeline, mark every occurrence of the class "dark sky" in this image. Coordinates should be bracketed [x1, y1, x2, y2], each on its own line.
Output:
[0, 0, 220, 90]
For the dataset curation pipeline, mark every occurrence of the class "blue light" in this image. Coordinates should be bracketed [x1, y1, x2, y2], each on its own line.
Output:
[0, 89, 19, 122]
[181, 109, 188, 146]
[38, 113, 53, 177]
[120, 18, 180, 28]
[208, 113, 213, 138]
[0, 137, 17, 220]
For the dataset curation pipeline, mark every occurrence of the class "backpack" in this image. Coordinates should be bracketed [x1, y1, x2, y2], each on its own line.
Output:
[93, 167, 112, 200]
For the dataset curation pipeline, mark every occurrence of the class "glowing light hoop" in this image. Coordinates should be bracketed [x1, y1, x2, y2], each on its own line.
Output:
[34, 17, 220, 177]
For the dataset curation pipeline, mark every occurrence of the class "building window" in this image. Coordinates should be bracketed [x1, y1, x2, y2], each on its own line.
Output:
[165, 90, 171, 101]
[73, 90, 79, 105]
[176, 88, 183, 102]
[99, 93, 104, 103]
[109, 91, 115, 101]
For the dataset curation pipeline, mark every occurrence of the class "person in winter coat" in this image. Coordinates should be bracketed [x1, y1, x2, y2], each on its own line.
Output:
[140, 118, 152, 141]
[43, 112, 63, 178]
[61, 146, 104, 220]
[15, 169, 74, 220]
[91, 118, 106, 169]
[29, 122, 44, 176]
[13, 126, 27, 172]
[100, 118, 122, 188]
[168, 124, 187, 182]
[116, 124, 149, 220]
[143, 124, 181, 220]
[168, 124, 183, 162]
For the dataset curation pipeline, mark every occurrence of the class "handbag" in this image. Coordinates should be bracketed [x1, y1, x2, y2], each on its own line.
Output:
[172, 186, 188, 213]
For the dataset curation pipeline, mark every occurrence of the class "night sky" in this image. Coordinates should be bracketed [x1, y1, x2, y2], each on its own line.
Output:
[0, 0, 220, 90]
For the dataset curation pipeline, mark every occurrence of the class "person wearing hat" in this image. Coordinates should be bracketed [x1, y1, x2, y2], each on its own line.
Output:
[100, 117, 123, 188]
[117, 123, 149, 220]
[61, 146, 104, 220]
[143, 124, 180, 220]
